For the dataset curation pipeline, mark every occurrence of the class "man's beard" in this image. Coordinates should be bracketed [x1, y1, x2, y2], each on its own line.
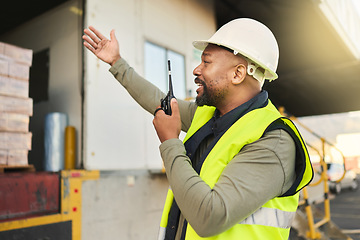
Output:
[195, 79, 224, 107]
[196, 86, 214, 106]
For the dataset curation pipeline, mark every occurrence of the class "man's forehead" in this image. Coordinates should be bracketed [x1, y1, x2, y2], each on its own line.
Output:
[202, 44, 231, 57]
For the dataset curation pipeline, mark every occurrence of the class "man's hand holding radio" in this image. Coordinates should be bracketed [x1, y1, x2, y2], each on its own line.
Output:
[153, 98, 181, 143]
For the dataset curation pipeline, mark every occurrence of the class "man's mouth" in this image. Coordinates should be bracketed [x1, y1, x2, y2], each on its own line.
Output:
[195, 78, 204, 94]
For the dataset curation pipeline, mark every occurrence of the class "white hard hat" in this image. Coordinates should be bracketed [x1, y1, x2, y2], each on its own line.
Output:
[193, 18, 279, 83]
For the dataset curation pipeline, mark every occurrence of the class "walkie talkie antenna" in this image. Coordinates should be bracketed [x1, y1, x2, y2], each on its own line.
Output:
[168, 60, 174, 96]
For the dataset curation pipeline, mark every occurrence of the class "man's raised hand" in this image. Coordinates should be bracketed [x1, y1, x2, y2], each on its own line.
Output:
[83, 26, 121, 66]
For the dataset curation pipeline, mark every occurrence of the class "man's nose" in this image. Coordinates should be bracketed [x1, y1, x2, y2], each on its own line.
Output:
[193, 64, 201, 76]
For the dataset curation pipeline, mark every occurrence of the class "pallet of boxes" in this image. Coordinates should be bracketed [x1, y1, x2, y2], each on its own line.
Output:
[0, 42, 34, 173]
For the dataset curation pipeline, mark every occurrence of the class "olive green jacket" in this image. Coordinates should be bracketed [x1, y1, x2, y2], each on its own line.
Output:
[109, 58, 296, 239]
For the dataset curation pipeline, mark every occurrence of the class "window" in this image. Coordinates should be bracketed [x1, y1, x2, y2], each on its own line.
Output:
[144, 41, 186, 99]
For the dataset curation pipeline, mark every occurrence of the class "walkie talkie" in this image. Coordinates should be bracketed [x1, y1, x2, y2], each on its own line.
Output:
[160, 60, 176, 115]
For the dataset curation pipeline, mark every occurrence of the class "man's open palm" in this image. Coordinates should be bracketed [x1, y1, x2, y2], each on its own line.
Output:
[83, 26, 120, 66]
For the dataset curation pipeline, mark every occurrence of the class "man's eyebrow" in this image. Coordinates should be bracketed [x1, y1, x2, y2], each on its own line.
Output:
[202, 52, 211, 57]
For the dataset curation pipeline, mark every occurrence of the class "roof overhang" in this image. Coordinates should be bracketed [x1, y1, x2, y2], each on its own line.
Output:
[1, 0, 360, 117]
[215, 0, 360, 116]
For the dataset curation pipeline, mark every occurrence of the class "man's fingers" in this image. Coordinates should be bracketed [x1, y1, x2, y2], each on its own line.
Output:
[82, 35, 97, 49]
[89, 26, 107, 41]
[84, 28, 101, 44]
[110, 29, 117, 42]
[170, 98, 180, 117]
[83, 41, 97, 54]
[153, 99, 181, 143]
[154, 107, 163, 116]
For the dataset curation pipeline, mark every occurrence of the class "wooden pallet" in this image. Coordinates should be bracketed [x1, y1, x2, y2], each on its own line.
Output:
[0, 164, 35, 173]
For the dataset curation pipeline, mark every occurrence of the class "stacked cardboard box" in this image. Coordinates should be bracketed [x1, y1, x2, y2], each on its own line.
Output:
[0, 42, 33, 166]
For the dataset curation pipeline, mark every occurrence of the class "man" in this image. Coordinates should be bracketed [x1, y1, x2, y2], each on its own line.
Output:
[83, 18, 313, 240]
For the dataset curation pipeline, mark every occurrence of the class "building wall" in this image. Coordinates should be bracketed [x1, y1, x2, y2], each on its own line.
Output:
[82, 171, 169, 239]
[1, 0, 215, 238]
[84, 0, 216, 171]
[82, 1, 215, 238]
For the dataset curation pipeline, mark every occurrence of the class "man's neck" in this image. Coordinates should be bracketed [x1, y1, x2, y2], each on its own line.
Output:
[217, 90, 261, 116]
[216, 90, 268, 118]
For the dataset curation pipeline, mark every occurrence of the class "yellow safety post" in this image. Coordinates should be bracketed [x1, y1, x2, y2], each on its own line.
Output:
[65, 126, 76, 170]
[303, 187, 322, 239]
[322, 139, 331, 225]
[61, 170, 99, 240]
[312, 138, 331, 231]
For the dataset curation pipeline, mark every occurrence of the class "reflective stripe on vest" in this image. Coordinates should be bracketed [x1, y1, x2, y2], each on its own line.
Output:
[158, 227, 166, 240]
[239, 206, 296, 229]
[159, 100, 312, 240]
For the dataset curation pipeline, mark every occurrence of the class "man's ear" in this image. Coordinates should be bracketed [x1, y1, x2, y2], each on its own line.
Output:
[232, 64, 247, 85]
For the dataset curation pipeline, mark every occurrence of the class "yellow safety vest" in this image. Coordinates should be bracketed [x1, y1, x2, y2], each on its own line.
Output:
[159, 100, 313, 240]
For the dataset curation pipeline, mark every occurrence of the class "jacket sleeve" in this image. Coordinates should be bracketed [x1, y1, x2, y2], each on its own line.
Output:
[159, 129, 296, 237]
[109, 58, 197, 132]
